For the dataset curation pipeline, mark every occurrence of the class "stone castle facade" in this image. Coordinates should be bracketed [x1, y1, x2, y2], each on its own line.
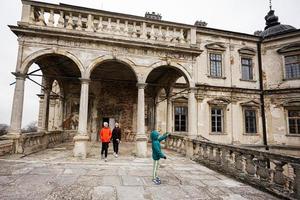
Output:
[7, 0, 300, 157]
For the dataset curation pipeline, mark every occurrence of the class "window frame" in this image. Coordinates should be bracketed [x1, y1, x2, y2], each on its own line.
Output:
[209, 52, 223, 78]
[243, 107, 258, 135]
[174, 106, 188, 133]
[285, 107, 300, 135]
[241, 57, 254, 81]
[283, 54, 300, 80]
[208, 106, 227, 135]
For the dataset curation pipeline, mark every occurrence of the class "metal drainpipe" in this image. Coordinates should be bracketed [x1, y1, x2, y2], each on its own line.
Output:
[257, 40, 269, 150]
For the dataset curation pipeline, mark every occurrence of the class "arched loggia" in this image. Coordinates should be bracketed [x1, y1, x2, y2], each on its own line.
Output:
[145, 64, 196, 137]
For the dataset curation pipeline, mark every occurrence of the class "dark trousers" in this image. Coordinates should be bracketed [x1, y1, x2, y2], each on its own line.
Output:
[113, 140, 119, 154]
[101, 142, 109, 158]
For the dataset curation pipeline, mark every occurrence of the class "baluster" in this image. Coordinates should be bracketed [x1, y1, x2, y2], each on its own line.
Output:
[273, 161, 286, 188]
[172, 28, 178, 43]
[48, 9, 55, 27]
[245, 155, 256, 177]
[140, 22, 147, 39]
[202, 144, 208, 160]
[115, 19, 121, 34]
[106, 18, 112, 33]
[179, 29, 185, 44]
[86, 14, 94, 32]
[256, 156, 270, 181]
[36, 8, 45, 26]
[234, 152, 244, 173]
[177, 139, 181, 153]
[66, 13, 73, 30]
[208, 146, 215, 162]
[76, 14, 83, 31]
[165, 27, 172, 42]
[193, 143, 200, 159]
[291, 163, 300, 199]
[150, 24, 156, 40]
[29, 7, 35, 24]
[123, 20, 129, 36]
[96, 16, 103, 32]
[132, 22, 137, 38]
[221, 149, 230, 167]
[215, 148, 221, 165]
[57, 11, 65, 28]
[157, 26, 163, 41]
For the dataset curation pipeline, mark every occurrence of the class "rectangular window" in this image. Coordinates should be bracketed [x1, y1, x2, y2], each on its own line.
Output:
[285, 55, 300, 79]
[174, 106, 187, 132]
[241, 58, 253, 80]
[244, 109, 257, 133]
[288, 110, 300, 134]
[210, 53, 222, 77]
[211, 108, 223, 133]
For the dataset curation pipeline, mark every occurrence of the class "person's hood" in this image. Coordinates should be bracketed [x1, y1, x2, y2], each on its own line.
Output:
[150, 130, 159, 141]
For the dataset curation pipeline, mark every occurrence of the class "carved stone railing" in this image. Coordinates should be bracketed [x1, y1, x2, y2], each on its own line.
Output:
[0, 140, 13, 156]
[22, 130, 64, 154]
[0, 130, 67, 155]
[19, 0, 196, 47]
[166, 134, 300, 200]
[166, 133, 186, 154]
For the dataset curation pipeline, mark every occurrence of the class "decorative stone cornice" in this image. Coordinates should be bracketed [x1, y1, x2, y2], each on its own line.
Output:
[240, 100, 260, 107]
[136, 83, 147, 89]
[238, 47, 256, 56]
[205, 42, 226, 51]
[282, 99, 300, 107]
[79, 78, 91, 84]
[207, 98, 231, 105]
[11, 72, 26, 80]
[277, 43, 300, 54]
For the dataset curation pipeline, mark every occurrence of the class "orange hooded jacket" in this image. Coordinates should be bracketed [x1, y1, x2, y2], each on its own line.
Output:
[99, 127, 112, 142]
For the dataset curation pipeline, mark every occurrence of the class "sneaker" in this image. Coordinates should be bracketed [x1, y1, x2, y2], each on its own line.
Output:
[104, 158, 107, 162]
[152, 179, 161, 185]
[115, 154, 118, 158]
[155, 177, 161, 182]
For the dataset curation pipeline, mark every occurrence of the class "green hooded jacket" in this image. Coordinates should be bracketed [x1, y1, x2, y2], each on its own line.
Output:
[151, 130, 168, 160]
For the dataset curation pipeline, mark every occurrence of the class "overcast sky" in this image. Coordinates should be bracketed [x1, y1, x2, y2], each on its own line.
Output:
[0, 0, 299, 127]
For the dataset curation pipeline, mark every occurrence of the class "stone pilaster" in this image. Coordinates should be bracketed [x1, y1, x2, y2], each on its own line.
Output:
[166, 95, 172, 133]
[136, 82, 147, 157]
[9, 72, 26, 134]
[73, 78, 90, 158]
[188, 87, 197, 138]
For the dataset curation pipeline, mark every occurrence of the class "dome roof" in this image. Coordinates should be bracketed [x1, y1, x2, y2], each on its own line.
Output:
[260, 10, 296, 38]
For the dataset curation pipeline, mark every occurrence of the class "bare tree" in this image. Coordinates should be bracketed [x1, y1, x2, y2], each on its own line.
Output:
[22, 121, 38, 133]
[0, 124, 9, 136]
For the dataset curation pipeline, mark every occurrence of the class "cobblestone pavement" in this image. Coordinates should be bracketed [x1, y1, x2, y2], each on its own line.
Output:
[0, 142, 279, 200]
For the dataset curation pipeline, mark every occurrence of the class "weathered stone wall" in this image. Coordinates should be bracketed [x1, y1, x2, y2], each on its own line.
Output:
[88, 82, 137, 141]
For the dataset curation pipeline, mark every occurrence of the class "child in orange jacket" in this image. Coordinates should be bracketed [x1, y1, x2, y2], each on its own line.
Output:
[99, 122, 112, 162]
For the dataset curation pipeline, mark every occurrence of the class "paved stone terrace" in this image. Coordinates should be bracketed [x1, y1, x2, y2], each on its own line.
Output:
[0, 142, 279, 200]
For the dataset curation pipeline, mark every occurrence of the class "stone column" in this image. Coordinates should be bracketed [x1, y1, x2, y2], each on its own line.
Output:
[73, 78, 90, 158]
[40, 89, 50, 132]
[166, 96, 172, 133]
[59, 98, 64, 130]
[136, 83, 147, 157]
[9, 72, 26, 134]
[188, 87, 197, 137]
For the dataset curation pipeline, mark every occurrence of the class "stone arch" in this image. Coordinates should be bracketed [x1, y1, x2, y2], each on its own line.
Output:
[145, 61, 194, 87]
[85, 55, 138, 80]
[20, 48, 84, 76]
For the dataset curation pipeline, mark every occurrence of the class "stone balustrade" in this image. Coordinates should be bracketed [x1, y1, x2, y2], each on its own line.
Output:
[0, 140, 13, 156]
[22, 130, 65, 154]
[20, 0, 194, 47]
[0, 130, 67, 156]
[166, 134, 300, 200]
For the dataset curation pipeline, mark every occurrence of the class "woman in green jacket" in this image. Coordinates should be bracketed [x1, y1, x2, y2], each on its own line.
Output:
[150, 130, 170, 185]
